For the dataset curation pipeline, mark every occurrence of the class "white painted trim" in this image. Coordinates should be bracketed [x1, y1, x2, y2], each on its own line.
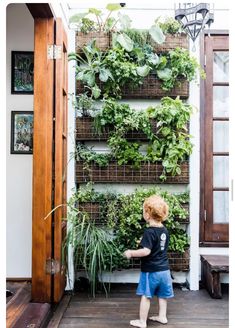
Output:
[65, 27, 76, 291]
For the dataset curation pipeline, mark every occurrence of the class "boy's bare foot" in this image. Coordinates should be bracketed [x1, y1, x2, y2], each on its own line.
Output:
[130, 319, 147, 328]
[149, 316, 168, 324]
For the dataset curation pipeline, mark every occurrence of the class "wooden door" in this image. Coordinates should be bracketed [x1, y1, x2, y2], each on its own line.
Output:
[200, 33, 229, 245]
[32, 17, 68, 303]
[53, 18, 68, 303]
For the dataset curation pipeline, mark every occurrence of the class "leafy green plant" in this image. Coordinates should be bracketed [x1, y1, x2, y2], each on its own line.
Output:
[69, 41, 113, 99]
[157, 17, 183, 35]
[69, 3, 126, 33]
[157, 47, 206, 91]
[65, 185, 190, 287]
[73, 93, 97, 117]
[146, 96, 193, 180]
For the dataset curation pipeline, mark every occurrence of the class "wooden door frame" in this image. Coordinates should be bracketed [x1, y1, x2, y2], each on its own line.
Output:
[26, 3, 58, 302]
[199, 30, 229, 247]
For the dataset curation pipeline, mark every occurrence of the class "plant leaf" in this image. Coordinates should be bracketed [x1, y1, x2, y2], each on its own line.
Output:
[147, 53, 159, 66]
[69, 13, 88, 24]
[89, 8, 102, 16]
[136, 65, 151, 77]
[92, 85, 101, 99]
[84, 71, 96, 86]
[157, 68, 172, 80]
[118, 13, 132, 30]
[99, 68, 110, 82]
[149, 25, 165, 44]
[116, 33, 134, 52]
[106, 3, 122, 11]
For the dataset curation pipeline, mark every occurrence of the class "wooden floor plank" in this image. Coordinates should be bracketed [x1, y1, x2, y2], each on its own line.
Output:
[47, 295, 71, 328]
[58, 286, 228, 328]
[11, 303, 50, 328]
[6, 282, 31, 328]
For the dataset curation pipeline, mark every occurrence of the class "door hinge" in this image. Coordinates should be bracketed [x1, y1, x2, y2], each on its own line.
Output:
[204, 54, 206, 67]
[204, 210, 207, 222]
[47, 45, 62, 60]
[45, 258, 60, 274]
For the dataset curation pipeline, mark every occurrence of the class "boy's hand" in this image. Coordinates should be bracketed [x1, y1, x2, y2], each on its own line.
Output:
[123, 250, 132, 259]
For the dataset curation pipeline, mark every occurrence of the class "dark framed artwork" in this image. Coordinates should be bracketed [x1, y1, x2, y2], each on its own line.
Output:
[11, 111, 34, 154]
[11, 51, 34, 94]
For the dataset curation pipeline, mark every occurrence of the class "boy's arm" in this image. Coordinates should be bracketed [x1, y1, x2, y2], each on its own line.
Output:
[124, 248, 151, 259]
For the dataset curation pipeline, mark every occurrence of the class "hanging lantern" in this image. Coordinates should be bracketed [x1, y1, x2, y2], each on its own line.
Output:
[175, 3, 214, 49]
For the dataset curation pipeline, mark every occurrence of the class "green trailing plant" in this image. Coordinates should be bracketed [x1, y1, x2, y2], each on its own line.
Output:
[146, 96, 193, 180]
[76, 97, 192, 180]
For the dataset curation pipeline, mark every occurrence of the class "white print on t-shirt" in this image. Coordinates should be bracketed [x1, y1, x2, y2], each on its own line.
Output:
[160, 233, 166, 250]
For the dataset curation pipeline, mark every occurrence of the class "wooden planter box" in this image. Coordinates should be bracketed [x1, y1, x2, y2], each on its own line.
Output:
[119, 76, 189, 99]
[76, 31, 110, 53]
[151, 33, 189, 53]
[75, 32, 188, 54]
[76, 161, 189, 184]
[128, 249, 190, 271]
[75, 117, 158, 141]
[77, 201, 189, 224]
[168, 249, 190, 271]
[77, 76, 189, 99]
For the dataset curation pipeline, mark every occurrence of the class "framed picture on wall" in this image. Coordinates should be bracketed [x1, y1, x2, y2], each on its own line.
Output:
[11, 51, 34, 94]
[11, 111, 34, 154]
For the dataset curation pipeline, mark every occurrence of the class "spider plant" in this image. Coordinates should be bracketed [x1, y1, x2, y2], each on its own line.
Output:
[64, 203, 120, 297]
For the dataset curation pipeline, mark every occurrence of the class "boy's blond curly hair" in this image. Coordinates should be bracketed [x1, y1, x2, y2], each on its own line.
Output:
[143, 195, 169, 222]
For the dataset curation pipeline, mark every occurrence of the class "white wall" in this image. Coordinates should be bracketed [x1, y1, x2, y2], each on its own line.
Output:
[6, 4, 34, 278]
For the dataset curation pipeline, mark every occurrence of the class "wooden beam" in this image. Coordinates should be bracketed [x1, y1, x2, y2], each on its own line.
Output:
[26, 3, 54, 18]
[32, 18, 54, 303]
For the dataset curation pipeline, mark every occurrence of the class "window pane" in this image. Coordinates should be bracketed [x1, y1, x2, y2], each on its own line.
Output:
[213, 86, 229, 117]
[213, 51, 229, 83]
[213, 191, 229, 223]
[213, 121, 229, 152]
[213, 156, 229, 188]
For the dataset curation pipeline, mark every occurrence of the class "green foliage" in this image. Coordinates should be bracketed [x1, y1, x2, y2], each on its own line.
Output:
[71, 186, 190, 271]
[69, 3, 125, 32]
[76, 97, 192, 180]
[157, 17, 183, 35]
[146, 96, 193, 180]
[64, 205, 122, 297]
[73, 93, 97, 117]
[157, 48, 205, 91]
[71, 39, 204, 98]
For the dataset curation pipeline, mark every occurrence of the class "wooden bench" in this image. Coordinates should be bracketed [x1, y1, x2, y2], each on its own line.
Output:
[201, 255, 229, 299]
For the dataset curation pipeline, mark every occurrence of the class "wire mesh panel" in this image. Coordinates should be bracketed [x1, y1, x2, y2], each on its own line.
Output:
[77, 77, 189, 99]
[120, 76, 189, 99]
[76, 161, 189, 184]
[151, 33, 189, 52]
[77, 201, 190, 224]
[167, 249, 190, 271]
[76, 31, 110, 54]
[75, 117, 160, 141]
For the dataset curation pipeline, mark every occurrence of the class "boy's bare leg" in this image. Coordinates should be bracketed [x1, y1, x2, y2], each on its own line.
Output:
[130, 295, 150, 328]
[149, 298, 168, 324]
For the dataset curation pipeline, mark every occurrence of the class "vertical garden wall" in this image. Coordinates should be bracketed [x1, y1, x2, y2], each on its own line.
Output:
[68, 5, 204, 293]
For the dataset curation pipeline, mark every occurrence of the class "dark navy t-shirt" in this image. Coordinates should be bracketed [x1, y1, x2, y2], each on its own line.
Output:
[140, 226, 169, 272]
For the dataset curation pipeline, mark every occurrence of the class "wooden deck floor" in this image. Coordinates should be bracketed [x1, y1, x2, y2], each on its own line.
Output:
[57, 284, 229, 328]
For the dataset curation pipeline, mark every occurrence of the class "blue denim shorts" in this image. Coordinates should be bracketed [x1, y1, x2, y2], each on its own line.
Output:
[136, 270, 174, 299]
